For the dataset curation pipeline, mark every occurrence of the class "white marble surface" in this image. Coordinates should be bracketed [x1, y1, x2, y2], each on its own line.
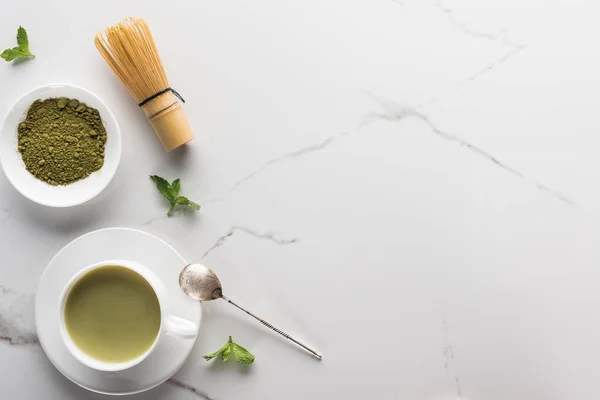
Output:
[1, 0, 600, 399]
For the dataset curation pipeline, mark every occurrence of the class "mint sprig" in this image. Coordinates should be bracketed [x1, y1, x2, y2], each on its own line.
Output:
[1, 26, 35, 62]
[150, 175, 200, 216]
[203, 336, 255, 365]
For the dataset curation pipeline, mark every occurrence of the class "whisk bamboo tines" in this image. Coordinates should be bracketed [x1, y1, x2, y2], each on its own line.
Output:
[94, 17, 194, 152]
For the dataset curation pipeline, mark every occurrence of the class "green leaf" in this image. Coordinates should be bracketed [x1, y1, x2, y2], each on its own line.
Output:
[1, 26, 34, 63]
[16, 26, 28, 51]
[202, 351, 220, 361]
[1, 48, 31, 62]
[170, 178, 181, 197]
[174, 196, 188, 205]
[232, 343, 255, 364]
[188, 200, 201, 210]
[150, 175, 175, 203]
[202, 341, 230, 361]
[221, 344, 232, 361]
[203, 336, 254, 365]
[1, 49, 18, 62]
[150, 175, 200, 216]
[175, 196, 201, 211]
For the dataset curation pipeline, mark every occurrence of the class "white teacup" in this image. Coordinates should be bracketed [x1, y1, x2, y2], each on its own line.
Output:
[58, 259, 198, 372]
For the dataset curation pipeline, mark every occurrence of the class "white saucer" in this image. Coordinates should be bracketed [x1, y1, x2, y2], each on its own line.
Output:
[35, 227, 202, 395]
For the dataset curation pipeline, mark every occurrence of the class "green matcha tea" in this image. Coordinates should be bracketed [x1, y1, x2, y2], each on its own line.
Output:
[64, 266, 161, 363]
[18, 97, 107, 186]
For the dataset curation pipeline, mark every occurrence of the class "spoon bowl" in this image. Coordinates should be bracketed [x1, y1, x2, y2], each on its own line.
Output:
[179, 263, 223, 301]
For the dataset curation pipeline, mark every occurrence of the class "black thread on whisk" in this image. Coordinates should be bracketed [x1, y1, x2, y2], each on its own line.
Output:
[138, 88, 185, 107]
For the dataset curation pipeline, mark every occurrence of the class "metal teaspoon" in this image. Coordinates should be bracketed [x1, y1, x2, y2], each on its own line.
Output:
[179, 263, 322, 360]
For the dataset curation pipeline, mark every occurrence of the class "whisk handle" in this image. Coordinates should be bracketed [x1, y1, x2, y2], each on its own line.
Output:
[141, 91, 194, 152]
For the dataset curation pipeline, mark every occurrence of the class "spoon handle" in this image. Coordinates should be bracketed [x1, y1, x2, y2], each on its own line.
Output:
[221, 296, 322, 360]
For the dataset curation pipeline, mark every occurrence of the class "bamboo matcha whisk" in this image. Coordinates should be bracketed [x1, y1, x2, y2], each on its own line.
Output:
[95, 17, 194, 152]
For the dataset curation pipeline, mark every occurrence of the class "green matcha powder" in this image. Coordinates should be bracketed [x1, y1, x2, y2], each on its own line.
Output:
[18, 98, 107, 186]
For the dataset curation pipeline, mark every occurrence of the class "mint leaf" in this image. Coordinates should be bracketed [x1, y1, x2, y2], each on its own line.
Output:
[175, 196, 201, 211]
[170, 179, 181, 197]
[150, 175, 174, 202]
[202, 340, 230, 361]
[1, 49, 23, 62]
[203, 337, 231, 361]
[232, 343, 255, 364]
[150, 175, 200, 216]
[1, 26, 34, 62]
[221, 344, 232, 361]
[187, 199, 201, 210]
[203, 336, 254, 365]
[202, 349, 222, 361]
[16, 27, 28, 51]
[1, 48, 32, 62]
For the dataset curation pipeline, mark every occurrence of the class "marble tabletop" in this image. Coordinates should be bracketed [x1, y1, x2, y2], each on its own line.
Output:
[1, 0, 600, 399]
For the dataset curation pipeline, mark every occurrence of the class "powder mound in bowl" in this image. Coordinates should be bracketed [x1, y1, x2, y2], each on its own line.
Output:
[17, 98, 107, 186]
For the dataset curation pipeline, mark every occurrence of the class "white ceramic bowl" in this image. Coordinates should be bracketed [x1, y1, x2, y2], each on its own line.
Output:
[0, 84, 121, 207]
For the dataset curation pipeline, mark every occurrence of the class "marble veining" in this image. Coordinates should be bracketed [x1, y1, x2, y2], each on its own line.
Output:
[442, 318, 461, 397]
[0, 285, 38, 346]
[366, 93, 575, 204]
[435, 0, 500, 41]
[203, 134, 351, 205]
[168, 378, 213, 400]
[463, 41, 525, 83]
[418, 2, 528, 110]
[202, 226, 298, 259]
